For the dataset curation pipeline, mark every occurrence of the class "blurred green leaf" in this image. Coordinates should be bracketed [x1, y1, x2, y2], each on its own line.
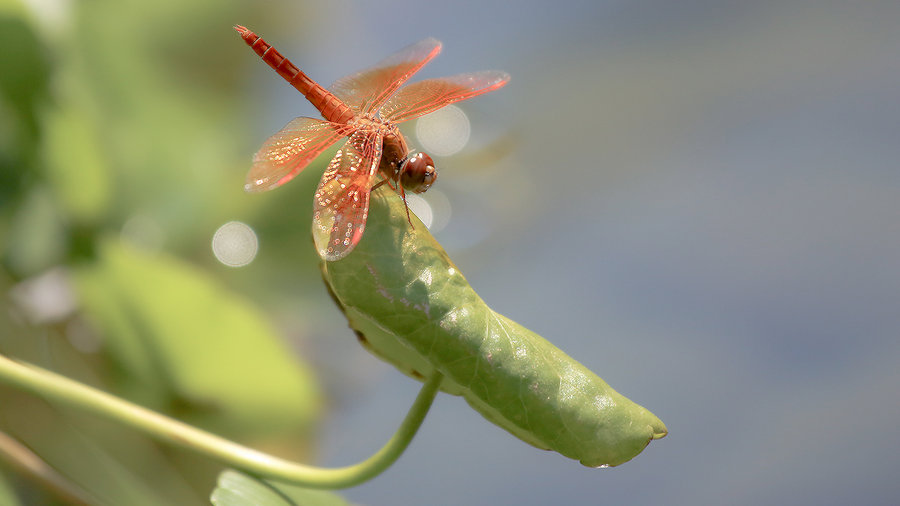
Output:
[0, 12, 49, 138]
[0, 12, 51, 210]
[0, 470, 23, 506]
[4, 187, 67, 277]
[322, 189, 667, 467]
[211, 470, 350, 506]
[74, 239, 321, 436]
[42, 102, 112, 224]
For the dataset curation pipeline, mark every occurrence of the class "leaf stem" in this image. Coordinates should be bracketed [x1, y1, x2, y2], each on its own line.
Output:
[0, 353, 442, 489]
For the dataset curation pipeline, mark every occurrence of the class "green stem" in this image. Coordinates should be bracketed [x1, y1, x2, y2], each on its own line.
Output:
[0, 353, 442, 489]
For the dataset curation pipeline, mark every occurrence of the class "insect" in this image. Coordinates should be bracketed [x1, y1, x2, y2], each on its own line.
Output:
[235, 26, 509, 260]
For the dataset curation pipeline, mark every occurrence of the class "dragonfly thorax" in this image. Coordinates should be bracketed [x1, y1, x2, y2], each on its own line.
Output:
[375, 125, 437, 194]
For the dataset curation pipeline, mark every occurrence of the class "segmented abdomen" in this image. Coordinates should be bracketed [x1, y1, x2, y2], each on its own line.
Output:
[235, 26, 355, 124]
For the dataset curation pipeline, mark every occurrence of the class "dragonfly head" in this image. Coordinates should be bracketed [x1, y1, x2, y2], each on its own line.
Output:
[400, 152, 437, 194]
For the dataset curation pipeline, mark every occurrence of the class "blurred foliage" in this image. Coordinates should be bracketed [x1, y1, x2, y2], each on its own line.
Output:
[74, 239, 320, 436]
[0, 0, 328, 503]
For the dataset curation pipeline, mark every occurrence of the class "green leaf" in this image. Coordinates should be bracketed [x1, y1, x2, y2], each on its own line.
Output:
[211, 470, 350, 506]
[0, 471, 23, 506]
[42, 100, 112, 224]
[4, 187, 67, 277]
[0, 13, 51, 206]
[0, 12, 49, 135]
[74, 239, 321, 437]
[322, 188, 667, 467]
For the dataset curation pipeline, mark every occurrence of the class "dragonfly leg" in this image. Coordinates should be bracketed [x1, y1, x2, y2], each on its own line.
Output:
[373, 175, 398, 192]
[373, 177, 414, 228]
[399, 185, 415, 228]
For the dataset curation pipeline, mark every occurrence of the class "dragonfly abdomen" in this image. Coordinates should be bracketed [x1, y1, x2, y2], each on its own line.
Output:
[234, 25, 354, 124]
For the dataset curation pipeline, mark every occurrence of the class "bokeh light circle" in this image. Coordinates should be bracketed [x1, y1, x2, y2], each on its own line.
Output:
[404, 194, 434, 229]
[415, 105, 471, 157]
[211, 221, 259, 267]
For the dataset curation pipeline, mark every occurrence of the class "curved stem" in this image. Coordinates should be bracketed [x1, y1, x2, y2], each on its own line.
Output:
[0, 353, 442, 489]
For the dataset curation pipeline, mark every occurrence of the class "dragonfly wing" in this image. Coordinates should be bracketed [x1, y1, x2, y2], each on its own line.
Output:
[313, 129, 384, 261]
[380, 71, 510, 124]
[330, 38, 442, 116]
[245, 117, 348, 192]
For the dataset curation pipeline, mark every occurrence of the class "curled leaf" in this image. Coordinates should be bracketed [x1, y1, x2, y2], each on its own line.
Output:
[321, 188, 666, 467]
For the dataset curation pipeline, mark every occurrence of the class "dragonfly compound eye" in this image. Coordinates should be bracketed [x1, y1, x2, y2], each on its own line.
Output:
[401, 152, 437, 193]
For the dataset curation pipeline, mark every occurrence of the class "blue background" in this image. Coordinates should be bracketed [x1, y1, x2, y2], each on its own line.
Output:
[275, 2, 900, 504]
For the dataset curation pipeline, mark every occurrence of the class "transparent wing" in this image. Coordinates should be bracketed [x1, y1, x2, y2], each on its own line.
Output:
[330, 38, 442, 116]
[380, 71, 510, 124]
[313, 129, 384, 261]
[245, 117, 349, 192]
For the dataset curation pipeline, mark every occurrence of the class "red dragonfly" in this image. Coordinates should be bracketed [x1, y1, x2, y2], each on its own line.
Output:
[235, 26, 509, 260]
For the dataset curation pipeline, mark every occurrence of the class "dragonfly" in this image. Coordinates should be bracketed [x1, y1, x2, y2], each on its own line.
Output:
[235, 26, 509, 260]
